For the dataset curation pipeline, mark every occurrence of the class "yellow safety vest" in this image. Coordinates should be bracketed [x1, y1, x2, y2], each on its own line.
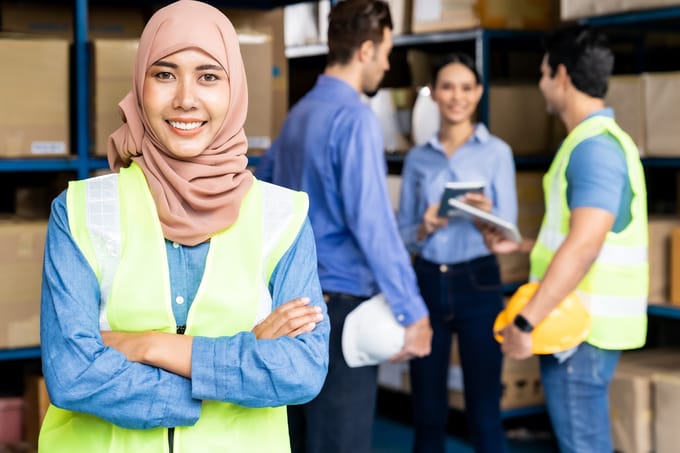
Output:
[39, 163, 308, 452]
[530, 115, 648, 350]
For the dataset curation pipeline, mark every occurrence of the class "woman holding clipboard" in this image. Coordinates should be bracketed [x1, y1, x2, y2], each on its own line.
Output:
[397, 52, 518, 453]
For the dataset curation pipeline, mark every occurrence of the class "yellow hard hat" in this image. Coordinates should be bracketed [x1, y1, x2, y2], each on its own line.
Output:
[493, 282, 591, 355]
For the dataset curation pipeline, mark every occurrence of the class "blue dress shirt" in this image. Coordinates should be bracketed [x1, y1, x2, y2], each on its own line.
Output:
[40, 190, 329, 429]
[397, 124, 517, 265]
[256, 74, 427, 326]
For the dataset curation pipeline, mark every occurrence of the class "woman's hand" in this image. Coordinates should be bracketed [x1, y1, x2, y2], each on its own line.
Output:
[417, 204, 449, 240]
[461, 192, 492, 212]
[101, 330, 155, 364]
[252, 297, 323, 339]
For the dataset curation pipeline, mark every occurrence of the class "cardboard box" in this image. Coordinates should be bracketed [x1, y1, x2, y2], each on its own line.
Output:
[411, 0, 556, 34]
[91, 39, 138, 156]
[221, 7, 288, 143]
[606, 75, 646, 156]
[447, 336, 543, 410]
[609, 349, 680, 453]
[386, 175, 403, 212]
[489, 84, 552, 156]
[0, 2, 145, 40]
[240, 33, 273, 152]
[653, 371, 680, 453]
[448, 357, 543, 410]
[643, 72, 680, 157]
[0, 37, 69, 157]
[0, 220, 47, 349]
[498, 171, 544, 284]
[648, 217, 680, 304]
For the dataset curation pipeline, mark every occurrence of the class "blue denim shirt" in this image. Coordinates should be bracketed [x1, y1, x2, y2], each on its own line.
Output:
[397, 124, 518, 264]
[40, 190, 329, 429]
[255, 74, 427, 326]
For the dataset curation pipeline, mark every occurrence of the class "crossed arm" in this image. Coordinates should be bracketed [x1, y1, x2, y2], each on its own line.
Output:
[101, 297, 324, 378]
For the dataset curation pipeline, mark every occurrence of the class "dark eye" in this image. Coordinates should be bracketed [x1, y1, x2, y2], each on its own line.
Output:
[155, 71, 174, 80]
[202, 73, 219, 82]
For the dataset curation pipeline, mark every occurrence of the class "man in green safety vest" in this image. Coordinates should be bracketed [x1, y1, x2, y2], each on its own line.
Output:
[477, 25, 648, 453]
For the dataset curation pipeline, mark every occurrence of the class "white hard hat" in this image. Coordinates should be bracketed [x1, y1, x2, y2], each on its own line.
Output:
[341, 293, 405, 368]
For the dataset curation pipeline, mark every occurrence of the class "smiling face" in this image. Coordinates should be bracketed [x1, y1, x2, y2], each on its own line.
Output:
[430, 62, 482, 126]
[142, 48, 230, 159]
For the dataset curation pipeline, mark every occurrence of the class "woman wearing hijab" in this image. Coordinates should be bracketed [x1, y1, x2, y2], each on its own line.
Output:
[38, 2, 329, 452]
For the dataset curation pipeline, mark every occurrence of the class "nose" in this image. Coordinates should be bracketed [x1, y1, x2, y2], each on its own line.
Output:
[173, 78, 196, 110]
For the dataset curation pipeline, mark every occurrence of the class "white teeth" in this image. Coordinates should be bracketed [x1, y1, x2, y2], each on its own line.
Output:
[169, 120, 203, 130]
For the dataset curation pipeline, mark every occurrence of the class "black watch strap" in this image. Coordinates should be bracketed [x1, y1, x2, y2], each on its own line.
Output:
[513, 314, 534, 333]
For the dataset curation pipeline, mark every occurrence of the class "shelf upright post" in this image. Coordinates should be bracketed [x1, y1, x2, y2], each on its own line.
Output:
[74, 0, 90, 180]
[475, 29, 490, 126]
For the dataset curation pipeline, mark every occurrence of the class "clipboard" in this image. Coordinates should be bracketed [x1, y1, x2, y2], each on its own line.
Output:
[437, 181, 485, 218]
[447, 198, 522, 243]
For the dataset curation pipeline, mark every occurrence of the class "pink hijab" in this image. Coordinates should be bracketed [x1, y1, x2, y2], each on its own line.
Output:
[108, 0, 253, 246]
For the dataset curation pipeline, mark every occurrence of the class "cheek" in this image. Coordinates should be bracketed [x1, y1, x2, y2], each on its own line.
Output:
[142, 84, 164, 117]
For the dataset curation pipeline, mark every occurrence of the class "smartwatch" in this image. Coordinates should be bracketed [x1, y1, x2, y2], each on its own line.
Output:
[513, 314, 534, 333]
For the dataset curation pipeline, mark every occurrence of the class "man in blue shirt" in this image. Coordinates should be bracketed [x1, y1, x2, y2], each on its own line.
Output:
[255, 1, 432, 452]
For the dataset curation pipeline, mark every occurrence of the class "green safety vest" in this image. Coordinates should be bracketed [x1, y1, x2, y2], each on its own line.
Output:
[530, 115, 648, 350]
[39, 163, 308, 453]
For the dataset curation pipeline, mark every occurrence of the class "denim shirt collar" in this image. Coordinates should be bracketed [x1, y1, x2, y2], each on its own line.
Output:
[427, 123, 490, 154]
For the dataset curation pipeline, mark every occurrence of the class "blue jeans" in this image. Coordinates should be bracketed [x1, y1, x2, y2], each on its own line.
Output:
[410, 255, 506, 453]
[539, 342, 621, 453]
[288, 292, 378, 453]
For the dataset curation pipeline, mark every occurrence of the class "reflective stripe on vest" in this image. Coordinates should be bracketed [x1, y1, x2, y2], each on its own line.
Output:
[42, 163, 308, 453]
[529, 115, 648, 350]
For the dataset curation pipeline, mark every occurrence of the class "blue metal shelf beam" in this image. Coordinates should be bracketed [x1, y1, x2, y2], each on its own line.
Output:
[583, 7, 680, 26]
[648, 304, 680, 319]
[0, 347, 41, 361]
[74, 0, 90, 180]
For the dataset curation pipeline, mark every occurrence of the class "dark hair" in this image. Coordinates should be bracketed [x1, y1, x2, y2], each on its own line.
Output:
[430, 52, 481, 86]
[543, 25, 614, 98]
[326, 0, 392, 66]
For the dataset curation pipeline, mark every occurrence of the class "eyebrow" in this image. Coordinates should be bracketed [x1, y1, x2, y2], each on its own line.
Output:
[151, 60, 225, 72]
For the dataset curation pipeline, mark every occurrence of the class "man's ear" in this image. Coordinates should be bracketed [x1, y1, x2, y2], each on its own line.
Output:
[556, 63, 570, 87]
[357, 40, 375, 63]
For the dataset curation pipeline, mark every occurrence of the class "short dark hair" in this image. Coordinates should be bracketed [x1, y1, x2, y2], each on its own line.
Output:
[543, 25, 614, 98]
[430, 52, 481, 86]
[326, 0, 392, 66]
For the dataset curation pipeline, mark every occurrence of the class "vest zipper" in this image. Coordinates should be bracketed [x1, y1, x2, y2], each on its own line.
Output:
[168, 325, 187, 452]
